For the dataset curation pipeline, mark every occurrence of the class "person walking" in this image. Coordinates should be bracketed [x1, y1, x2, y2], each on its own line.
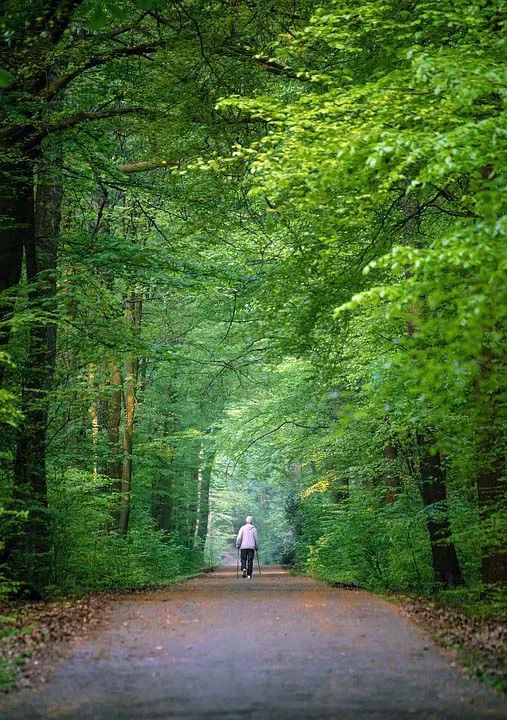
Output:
[236, 515, 259, 579]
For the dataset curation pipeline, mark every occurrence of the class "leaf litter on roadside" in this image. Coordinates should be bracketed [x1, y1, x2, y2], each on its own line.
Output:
[0, 594, 109, 691]
[398, 596, 506, 692]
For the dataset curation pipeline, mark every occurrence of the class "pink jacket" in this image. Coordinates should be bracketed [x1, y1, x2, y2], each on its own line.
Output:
[236, 522, 259, 550]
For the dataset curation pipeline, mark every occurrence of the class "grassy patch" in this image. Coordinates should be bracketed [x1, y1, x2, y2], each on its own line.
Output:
[456, 644, 507, 695]
[437, 586, 507, 620]
[0, 657, 16, 692]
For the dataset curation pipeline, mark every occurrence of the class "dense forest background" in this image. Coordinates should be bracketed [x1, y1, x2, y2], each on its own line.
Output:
[0, 0, 505, 620]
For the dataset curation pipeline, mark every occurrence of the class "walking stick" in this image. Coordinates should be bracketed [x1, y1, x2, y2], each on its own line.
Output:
[236, 547, 239, 579]
[255, 549, 261, 576]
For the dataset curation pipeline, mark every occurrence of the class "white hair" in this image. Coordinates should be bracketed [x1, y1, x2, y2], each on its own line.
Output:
[245, 515, 253, 523]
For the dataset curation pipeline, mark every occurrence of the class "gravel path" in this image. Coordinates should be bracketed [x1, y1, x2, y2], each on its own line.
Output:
[1, 567, 505, 719]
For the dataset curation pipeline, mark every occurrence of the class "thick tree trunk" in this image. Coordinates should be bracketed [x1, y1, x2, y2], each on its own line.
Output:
[118, 292, 142, 535]
[13, 150, 62, 587]
[416, 433, 464, 589]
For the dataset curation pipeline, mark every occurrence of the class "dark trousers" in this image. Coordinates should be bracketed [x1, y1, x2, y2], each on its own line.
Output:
[240, 548, 255, 576]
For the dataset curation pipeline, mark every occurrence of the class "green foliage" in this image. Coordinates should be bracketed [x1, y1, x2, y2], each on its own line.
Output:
[1, 0, 301, 596]
[0, 352, 21, 427]
[0, 657, 16, 692]
[0, 505, 24, 600]
[207, 0, 506, 608]
[47, 469, 201, 595]
[0, 68, 14, 88]
[0, 353, 23, 600]
[0, 0, 505, 629]
[302, 487, 434, 593]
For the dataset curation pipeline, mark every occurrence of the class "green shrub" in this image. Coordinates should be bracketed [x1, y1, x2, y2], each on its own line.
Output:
[47, 468, 202, 595]
[303, 485, 435, 593]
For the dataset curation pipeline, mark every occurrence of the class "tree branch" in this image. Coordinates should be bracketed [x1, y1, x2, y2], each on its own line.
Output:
[234, 420, 328, 463]
[252, 56, 308, 81]
[47, 106, 153, 133]
[69, 11, 152, 45]
[118, 159, 180, 174]
[224, 46, 309, 81]
[40, 43, 160, 98]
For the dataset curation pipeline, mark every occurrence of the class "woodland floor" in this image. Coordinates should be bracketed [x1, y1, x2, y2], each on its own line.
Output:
[0, 567, 506, 720]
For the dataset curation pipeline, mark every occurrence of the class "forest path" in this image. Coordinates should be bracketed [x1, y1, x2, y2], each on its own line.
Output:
[1, 567, 505, 720]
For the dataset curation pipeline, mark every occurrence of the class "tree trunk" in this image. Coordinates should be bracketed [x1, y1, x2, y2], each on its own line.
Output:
[118, 364, 135, 535]
[118, 292, 142, 535]
[87, 363, 100, 478]
[383, 436, 400, 503]
[330, 476, 348, 503]
[89, 193, 123, 508]
[400, 201, 463, 590]
[478, 454, 507, 585]
[0, 160, 34, 384]
[194, 450, 214, 549]
[416, 433, 464, 589]
[152, 473, 174, 534]
[196, 463, 212, 547]
[475, 348, 507, 586]
[151, 412, 175, 535]
[106, 360, 123, 519]
[13, 149, 62, 588]
[187, 462, 200, 548]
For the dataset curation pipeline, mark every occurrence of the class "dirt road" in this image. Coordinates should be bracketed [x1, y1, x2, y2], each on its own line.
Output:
[1, 567, 505, 719]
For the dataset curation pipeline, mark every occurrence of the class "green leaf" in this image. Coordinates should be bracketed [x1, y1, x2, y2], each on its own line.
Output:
[110, 4, 129, 21]
[0, 69, 15, 88]
[87, 7, 109, 30]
